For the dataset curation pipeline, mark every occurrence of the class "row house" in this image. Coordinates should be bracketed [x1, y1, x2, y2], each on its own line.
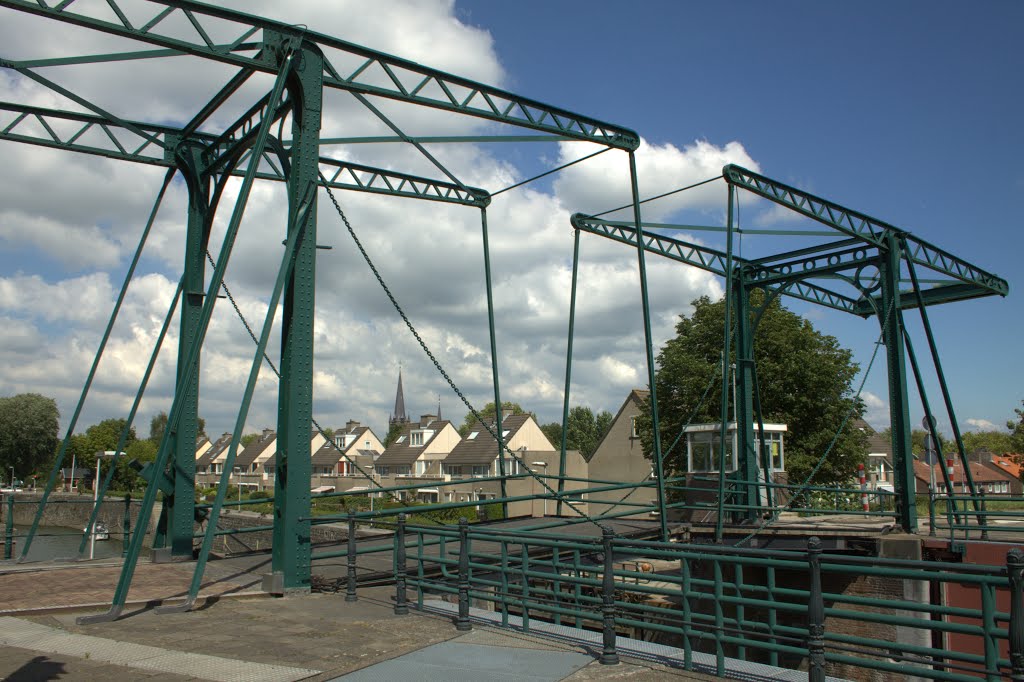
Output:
[309, 421, 385, 493]
[373, 414, 461, 501]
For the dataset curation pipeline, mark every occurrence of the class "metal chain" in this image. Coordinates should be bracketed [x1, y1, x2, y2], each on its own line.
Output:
[204, 251, 450, 521]
[318, 174, 614, 533]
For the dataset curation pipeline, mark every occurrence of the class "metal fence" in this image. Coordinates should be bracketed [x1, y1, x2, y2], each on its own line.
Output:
[366, 516, 1023, 682]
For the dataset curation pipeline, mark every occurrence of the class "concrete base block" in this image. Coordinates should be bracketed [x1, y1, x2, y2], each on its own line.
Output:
[261, 572, 310, 597]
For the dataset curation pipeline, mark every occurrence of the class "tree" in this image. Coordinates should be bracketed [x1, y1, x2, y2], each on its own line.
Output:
[383, 422, 404, 448]
[539, 422, 562, 448]
[639, 294, 867, 485]
[961, 430, 1014, 458]
[0, 393, 60, 482]
[150, 411, 206, 444]
[1009, 401, 1024, 455]
[459, 401, 529, 436]
[540, 407, 613, 459]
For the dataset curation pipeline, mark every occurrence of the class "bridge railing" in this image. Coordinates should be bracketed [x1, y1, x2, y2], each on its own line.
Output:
[389, 518, 1021, 681]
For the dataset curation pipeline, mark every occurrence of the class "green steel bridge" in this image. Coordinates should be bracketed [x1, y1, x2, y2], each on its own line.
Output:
[0, 2, 1015, 680]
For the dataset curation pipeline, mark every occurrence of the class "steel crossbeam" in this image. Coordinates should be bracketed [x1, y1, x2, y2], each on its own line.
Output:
[0, 0, 639, 150]
[570, 215, 862, 315]
[724, 164, 1007, 300]
[0, 102, 488, 206]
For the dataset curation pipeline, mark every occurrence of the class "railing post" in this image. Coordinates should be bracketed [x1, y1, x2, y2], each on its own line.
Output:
[456, 517, 472, 631]
[394, 513, 408, 615]
[1008, 549, 1024, 681]
[807, 536, 826, 682]
[122, 494, 131, 558]
[979, 488, 989, 541]
[928, 486, 936, 537]
[346, 512, 358, 602]
[599, 527, 619, 665]
[4, 493, 13, 561]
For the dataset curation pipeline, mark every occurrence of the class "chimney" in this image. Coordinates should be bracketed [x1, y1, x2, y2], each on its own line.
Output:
[502, 408, 514, 419]
[262, 428, 274, 441]
[420, 414, 436, 427]
[346, 419, 360, 433]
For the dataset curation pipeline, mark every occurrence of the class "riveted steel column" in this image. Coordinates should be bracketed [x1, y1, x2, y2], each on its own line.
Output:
[456, 517, 472, 631]
[557, 229, 581, 517]
[880, 236, 915, 532]
[628, 152, 668, 542]
[158, 141, 208, 559]
[807, 536, 825, 682]
[599, 527, 620, 665]
[733, 280, 758, 522]
[272, 38, 323, 591]
[1008, 549, 1024, 681]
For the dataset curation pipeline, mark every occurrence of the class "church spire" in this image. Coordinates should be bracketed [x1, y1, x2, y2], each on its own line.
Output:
[389, 365, 408, 427]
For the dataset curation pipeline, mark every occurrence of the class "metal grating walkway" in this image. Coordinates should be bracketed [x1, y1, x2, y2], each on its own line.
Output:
[0, 616, 319, 682]
[334, 640, 593, 681]
[420, 600, 852, 682]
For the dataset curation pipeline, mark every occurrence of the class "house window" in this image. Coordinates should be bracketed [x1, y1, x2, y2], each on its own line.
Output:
[756, 432, 784, 472]
[468, 432, 478, 440]
[495, 458, 525, 476]
[415, 460, 428, 476]
[472, 465, 489, 477]
[396, 435, 406, 443]
[687, 431, 732, 473]
[630, 416, 639, 439]
[411, 431, 424, 446]
[339, 461, 352, 477]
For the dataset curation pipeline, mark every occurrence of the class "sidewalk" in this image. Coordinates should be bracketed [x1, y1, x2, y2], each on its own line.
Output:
[0, 586, 720, 681]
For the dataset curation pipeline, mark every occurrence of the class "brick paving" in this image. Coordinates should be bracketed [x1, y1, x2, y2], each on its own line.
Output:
[0, 555, 720, 681]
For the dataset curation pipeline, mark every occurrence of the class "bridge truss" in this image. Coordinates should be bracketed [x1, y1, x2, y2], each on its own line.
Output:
[0, 0, 1007, 623]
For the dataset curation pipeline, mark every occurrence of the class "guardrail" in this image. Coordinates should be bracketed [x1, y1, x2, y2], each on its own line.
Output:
[373, 517, 1022, 682]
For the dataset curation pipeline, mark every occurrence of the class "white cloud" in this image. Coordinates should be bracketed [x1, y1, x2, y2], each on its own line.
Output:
[965, 418, 997, 431]
[860, 391, 888, 429]
[0, 2, 738, 439]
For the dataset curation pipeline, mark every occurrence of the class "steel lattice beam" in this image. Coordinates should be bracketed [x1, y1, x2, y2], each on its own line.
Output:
[0, 102, 488, 206]
[0, 0, 639, 150]
[570, 214, 862, 315]
[723, 164, 1008, 299]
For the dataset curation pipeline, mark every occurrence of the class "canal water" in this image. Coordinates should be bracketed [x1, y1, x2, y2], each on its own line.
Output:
[9, 525, 125, 562]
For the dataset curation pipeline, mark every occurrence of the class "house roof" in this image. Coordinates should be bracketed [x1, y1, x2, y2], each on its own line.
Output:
[375, 419, 455, 467]
[196, 432, 233, 468]
[443, 414, 532, 467]
[984, 454, 1022, 481]
[912, 459, 1018, 485]
[235, 432, 276, 468]
[311, 440, 345, 468]
[854, 419, 892, 459]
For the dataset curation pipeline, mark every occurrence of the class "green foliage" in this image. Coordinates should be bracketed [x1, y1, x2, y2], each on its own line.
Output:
[150, 411, 168, 443]
[639, 294, 867, 486]
[1009, 401, 1024, 455]
[383, 422, 404, 447]
[539, 422, 562, 448]
[0, 393, 60, 481]
[240, 433, 261, 448]
[459, 401, 529, 436]
[542, 406, 615, 459]
[962, 430, 1014, 457]
[126, 439, 157, 463]
[150, 411, 205, 443]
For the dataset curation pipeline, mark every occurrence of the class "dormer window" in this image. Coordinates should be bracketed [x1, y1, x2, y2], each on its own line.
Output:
[411, 431, 424, 446]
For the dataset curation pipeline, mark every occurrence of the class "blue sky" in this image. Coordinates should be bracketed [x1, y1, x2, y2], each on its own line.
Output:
[457, 0, 1024, 434]
[0, 0, 1020, 441]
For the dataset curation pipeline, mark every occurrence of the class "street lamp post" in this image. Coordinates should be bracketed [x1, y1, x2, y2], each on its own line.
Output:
[8, 467, 13, 489]
[89, 451, 116, 559]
